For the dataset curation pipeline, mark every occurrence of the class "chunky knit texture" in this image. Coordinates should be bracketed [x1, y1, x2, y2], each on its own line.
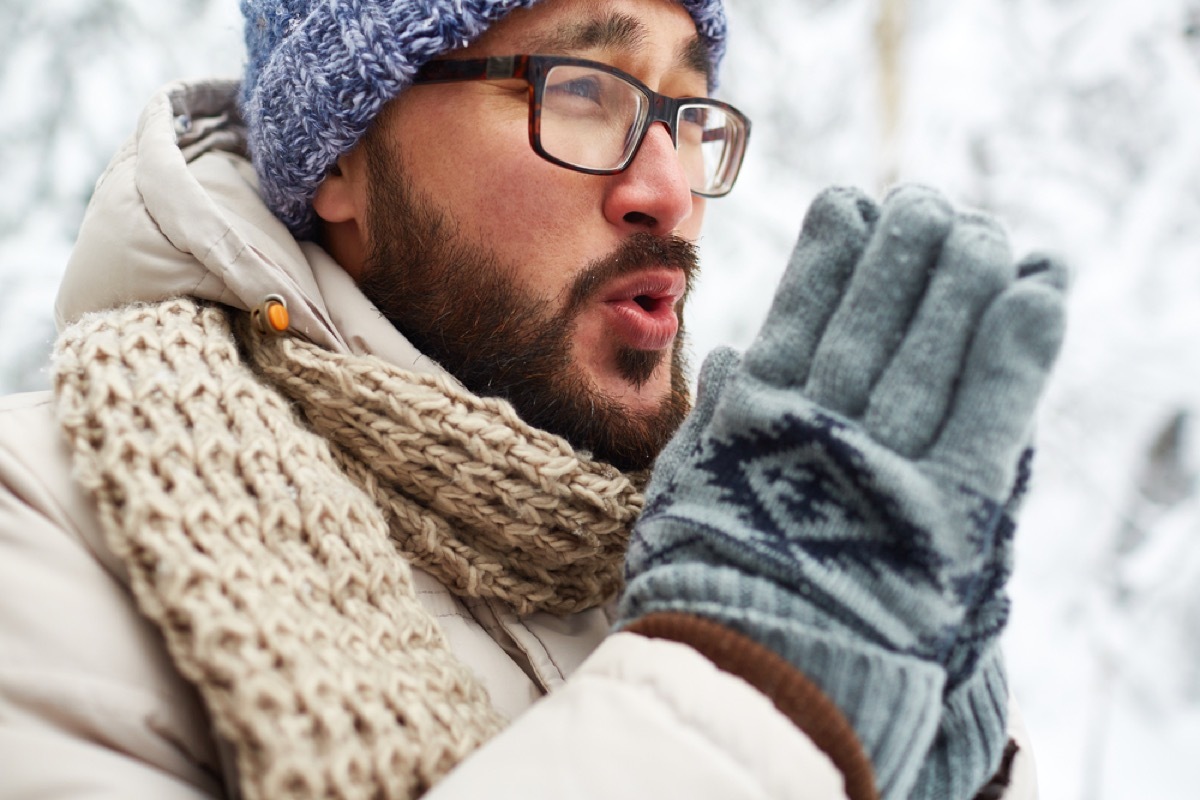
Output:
[238, 310, 643, 614]
[53, 298, 641, 799]
[618, 185, 1069, 800]
[240, 0, 728, 236]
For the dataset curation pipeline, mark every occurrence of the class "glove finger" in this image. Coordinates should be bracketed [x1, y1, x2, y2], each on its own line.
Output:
[864, 213, 1015, 457]
[743, 186, 877, 388]
[927, 258, 1068, 495]
[649, 346, 741, 481]
[805, 184, 954, 418]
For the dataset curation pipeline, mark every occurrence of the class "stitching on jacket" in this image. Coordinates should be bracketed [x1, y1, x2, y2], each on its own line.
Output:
[516, 618, 567, 684]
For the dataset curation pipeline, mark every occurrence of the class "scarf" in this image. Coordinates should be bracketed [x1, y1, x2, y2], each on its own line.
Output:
[53, 298, 643, 799]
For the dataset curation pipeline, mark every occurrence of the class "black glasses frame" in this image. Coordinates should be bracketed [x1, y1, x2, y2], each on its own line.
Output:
[412, 54, 751, 197]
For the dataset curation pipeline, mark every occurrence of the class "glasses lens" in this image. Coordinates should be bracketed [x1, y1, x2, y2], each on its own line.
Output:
[540, 65, 647, 171]
[678, 103, 747, 196]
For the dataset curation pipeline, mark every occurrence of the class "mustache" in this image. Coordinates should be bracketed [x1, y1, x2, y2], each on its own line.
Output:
[564, 233, 700, 315]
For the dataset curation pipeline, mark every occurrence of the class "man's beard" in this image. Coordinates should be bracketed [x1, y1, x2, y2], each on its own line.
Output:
[354, 139, 697, 472]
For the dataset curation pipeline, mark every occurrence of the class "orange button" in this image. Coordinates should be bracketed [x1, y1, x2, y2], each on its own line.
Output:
[266, 301, 289, 332]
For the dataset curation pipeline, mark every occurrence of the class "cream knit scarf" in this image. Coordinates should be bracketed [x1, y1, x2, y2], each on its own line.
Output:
[53, 298, 643, 799]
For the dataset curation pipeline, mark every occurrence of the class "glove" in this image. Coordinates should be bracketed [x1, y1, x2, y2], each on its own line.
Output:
[618, 185, 1067, 799]
[911, 260, 1065, 799]
[909, 446, 1027, 800]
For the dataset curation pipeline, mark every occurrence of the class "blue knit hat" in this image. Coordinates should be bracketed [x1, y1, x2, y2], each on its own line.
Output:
[240, 0, 728, 238]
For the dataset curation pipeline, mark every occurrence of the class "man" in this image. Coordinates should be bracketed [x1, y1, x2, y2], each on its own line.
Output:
[0, 0, 1064, 798]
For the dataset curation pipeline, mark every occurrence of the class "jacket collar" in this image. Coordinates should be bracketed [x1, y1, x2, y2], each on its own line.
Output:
[55, 79, 447, 380]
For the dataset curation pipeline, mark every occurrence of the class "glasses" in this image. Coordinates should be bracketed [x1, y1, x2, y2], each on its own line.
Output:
[412, 54, 751, 198]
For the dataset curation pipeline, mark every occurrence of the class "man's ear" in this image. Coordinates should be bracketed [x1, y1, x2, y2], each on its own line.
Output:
[313, 150, 370, 279]
[313, 153, 365, 224]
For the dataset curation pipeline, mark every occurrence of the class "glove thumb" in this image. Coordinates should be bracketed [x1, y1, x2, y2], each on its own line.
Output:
[649, 346, 741, 486]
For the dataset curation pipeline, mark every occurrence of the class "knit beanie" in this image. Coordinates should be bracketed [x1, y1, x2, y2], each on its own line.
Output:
[240, 0, 728, 238]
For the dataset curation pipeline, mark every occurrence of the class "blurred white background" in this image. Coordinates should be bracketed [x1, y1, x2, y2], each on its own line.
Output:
[1, 1, 1198, 797]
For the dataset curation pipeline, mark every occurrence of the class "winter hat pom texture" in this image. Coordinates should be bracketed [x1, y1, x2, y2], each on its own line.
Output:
[240, 0, 728, 238]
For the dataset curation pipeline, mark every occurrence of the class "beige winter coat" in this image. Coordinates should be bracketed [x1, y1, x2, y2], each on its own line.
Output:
[0, 80, 1037, 798]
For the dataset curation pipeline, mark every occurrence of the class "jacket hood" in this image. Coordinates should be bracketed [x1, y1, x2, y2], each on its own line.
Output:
[56, 80, 445, 378]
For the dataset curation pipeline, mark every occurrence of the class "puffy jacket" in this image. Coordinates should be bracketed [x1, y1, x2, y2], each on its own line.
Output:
[0, 80, 1037, 799]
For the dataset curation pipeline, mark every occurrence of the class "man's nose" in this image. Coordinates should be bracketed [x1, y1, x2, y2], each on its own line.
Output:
[601, 122, 695, 236]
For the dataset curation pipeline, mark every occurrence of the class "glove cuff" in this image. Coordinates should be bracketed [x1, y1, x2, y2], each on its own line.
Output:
[909, 645, 1010, 800]
[770, 624, 945, 800]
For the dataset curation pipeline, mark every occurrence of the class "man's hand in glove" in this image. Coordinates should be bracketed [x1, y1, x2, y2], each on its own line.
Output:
[618, 185, 1067, 800]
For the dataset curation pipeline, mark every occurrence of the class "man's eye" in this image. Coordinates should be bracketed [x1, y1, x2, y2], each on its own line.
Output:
[548, 76, 603, 104]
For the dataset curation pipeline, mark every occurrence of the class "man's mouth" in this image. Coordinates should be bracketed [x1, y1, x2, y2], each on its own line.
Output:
[599, 269, 687, 351]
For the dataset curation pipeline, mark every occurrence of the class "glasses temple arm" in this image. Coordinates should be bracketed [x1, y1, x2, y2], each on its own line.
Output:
[412, 55, 529, 84]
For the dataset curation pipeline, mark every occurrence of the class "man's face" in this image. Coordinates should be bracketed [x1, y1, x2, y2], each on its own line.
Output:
[316, 0, 711, 471]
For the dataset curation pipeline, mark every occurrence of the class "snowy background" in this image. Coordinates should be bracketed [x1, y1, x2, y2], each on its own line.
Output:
[2, 1, 1198, 797]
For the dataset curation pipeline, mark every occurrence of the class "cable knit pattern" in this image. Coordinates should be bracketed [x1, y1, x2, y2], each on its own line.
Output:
[239, 0, 728, 236]
[53, 298, 640, 799]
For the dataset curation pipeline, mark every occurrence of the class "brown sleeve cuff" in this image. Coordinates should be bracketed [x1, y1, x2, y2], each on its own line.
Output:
[973, 739, 1020, 799]
[625, 612, 879, 800]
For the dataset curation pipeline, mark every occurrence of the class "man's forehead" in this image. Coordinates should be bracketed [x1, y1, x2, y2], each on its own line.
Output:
[520, 9, 711, 81]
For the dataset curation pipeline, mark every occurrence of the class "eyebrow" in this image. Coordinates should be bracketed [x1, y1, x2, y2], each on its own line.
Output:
[679, 33, 711, 78]
[525, 12, 712, 82]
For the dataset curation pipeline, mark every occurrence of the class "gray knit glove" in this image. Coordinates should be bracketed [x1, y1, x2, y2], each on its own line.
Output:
[908, 447, 1028, 800]
[618, 186, 1067, 800]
